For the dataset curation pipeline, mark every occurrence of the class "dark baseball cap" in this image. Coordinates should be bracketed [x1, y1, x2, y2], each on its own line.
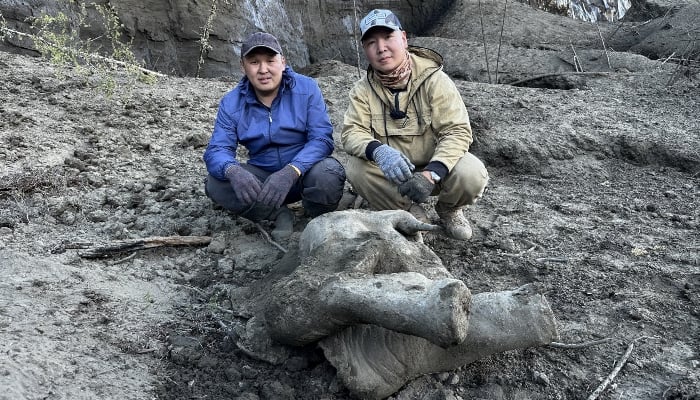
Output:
[241, 32, 283, 57]
[360, 9, 403, 40]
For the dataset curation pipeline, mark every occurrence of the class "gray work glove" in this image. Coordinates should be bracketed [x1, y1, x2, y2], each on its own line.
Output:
[257, 164, 300, 209]
[225, 164, 262, 206]
[372, 144, 415, 185]
[398, 172, 435, 204]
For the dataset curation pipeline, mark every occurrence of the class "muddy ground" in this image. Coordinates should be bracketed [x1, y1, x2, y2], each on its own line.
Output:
[1, 2, 699, 399]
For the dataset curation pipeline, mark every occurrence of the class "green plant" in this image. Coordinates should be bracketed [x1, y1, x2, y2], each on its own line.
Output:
[197, 0, 218, 77]
[197, 0, 231, 78]
[1, 2, 161, 96]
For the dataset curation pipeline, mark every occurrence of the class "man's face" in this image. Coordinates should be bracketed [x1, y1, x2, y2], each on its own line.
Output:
[241, 49, 286, 98]
[362, 28, 408, 74]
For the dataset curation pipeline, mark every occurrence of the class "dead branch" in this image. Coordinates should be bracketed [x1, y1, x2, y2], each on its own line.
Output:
[77, 235, 212, 258]
[586, 336, 657, 400]
[254, 222, 288, 253]
[478, 0, 492, 84]
[507, 71, 610, 86]
[570, 42, 583, 72]
[535, 256, 569, 263]
[0, 26, 166, 77]
[495, 0, 508, 84]
[596, 23, 612, 70]
[586, 341, 635, 400]
[108, 252, 137, 265]
[549, 337, 611, 349]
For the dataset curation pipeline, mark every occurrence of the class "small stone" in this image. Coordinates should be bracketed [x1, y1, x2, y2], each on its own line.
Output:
[533, 370, 550, 386]
[207, 236, 227, 254]
[240, 365, 258, 379]
[447, 373, 460, 385]
[436, 372, 450, 381]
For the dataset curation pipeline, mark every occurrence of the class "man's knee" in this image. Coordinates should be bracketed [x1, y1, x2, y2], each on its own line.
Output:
[303, 158, 346, 211]
[205, 175, 248, 213]
[306, 158, 346, 196]
[443, 154, 489, 205]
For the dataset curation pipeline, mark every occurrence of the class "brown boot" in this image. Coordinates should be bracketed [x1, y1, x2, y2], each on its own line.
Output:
[435, 202, 472, 240]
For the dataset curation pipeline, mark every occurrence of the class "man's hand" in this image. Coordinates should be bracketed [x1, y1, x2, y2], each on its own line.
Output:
[225, 164, 262, 206]
[398, 172, 435, 204]
[372, 145, 415, 185]
[257, 164, 300, 208]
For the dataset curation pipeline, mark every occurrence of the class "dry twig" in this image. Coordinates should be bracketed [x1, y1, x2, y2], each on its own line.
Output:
[108, 252, 137, 265]
[254, 222, 288, 253]
[507, 71, 610, 86]
[549, 337, 611, 349]
[586, 342, 635, 400]
[586, 336, 657, 400]
[495, 0, 508, 84]
[570, 42, 583, 72]
[596, 23, 612, 69]
[478, 0, 492, 83]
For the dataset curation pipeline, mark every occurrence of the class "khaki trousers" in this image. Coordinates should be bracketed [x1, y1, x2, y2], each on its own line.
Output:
[346, 152, 489, 211]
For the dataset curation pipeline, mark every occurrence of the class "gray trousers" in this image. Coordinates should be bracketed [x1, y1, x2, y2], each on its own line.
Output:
[346, 152, 489, 211]
[205, 157, 346, 220]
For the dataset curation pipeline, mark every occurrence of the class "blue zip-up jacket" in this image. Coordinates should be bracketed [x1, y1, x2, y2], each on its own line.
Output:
[204, 65, 335, 181]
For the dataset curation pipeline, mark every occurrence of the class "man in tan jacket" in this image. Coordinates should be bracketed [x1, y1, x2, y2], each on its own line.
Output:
[341, 9, 489, 240]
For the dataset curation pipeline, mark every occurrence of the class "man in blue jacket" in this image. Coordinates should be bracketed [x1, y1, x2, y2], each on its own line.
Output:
[204, 32, 346, 239]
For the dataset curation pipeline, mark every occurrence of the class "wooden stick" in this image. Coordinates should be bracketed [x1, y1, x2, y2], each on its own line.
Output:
[77, 235, 212, 258]
[478, 0, 493, 84]
[108, 252, 137, 265]
[596, 23, 612, 70]
[549, 337, 611, 349]
[570, 42, 583, 72]
[507, 71, 611, 87]
[254, 223, 288, 253]
[495, 0, 508, 84]
[586, 341, 635, 400]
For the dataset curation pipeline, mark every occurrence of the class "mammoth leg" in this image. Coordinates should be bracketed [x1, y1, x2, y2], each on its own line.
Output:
[319, 284, 559, 400]
[264, 272, 471, 348]
[321, 272, 471, 348]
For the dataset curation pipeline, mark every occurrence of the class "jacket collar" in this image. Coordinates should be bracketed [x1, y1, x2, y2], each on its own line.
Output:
[366, 46, 444, 103]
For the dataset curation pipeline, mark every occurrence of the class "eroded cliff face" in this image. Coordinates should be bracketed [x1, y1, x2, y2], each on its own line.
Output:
[0, 0, 452, 77]
[0, 0, 688, 78]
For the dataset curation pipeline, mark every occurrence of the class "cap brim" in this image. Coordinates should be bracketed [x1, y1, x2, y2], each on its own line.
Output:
[360, 25, 400, 41]
[242, 45, 281, 57]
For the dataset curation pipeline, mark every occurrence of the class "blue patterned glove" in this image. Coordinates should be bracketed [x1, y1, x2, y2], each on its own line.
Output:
[225, 164, 262, 206]
[257, 165, 300, 208]
[372, 145, 415, 185]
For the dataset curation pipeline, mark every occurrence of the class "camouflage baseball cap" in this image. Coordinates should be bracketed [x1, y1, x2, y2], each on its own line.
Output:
[359, 9, 403, 40]
[241, 32, 283, 57]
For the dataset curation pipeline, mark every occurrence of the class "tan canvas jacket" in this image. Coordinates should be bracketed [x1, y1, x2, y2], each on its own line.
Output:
[341, 46, 472, 171]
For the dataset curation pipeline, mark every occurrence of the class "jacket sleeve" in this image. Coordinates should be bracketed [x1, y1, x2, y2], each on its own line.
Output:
[427, 71, 473, 170]
[341, 81, 377, 159]
[203, 94, 240, 181]
[289, 78, 335, 174]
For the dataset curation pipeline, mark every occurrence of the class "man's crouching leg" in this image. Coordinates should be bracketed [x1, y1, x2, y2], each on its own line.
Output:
[301, 157, 346, 217]
[436, 153, 489, 240]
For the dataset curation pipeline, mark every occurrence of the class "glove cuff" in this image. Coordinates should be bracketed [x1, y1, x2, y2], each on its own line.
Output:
[224, 163, 243, 179]
[288, 163, 302, 177]
[367, 141, 384, 161]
